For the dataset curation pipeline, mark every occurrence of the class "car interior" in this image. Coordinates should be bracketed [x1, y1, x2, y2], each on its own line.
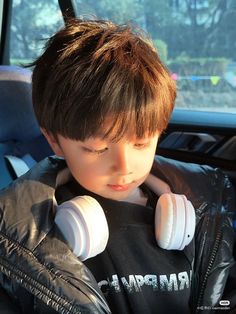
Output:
[1, 63, 236, 195]
[0, 1, 235, 228]
[0, 1, 235, 198]
[0, 0, 235, 311]
[0, 65, 53, 188]
[0, 2, 235, 180]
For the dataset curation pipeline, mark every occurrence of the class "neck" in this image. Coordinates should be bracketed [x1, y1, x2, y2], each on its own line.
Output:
[121, 187, 147, 206]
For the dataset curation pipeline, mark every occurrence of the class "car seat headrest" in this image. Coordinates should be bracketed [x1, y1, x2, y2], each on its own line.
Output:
[0, 65, 41, 142]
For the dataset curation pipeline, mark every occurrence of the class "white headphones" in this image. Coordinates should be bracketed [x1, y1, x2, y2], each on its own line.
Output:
[55, 174, 196, 261]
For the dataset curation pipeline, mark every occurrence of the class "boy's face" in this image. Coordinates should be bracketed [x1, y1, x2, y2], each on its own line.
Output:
[44, 130, 159, 201]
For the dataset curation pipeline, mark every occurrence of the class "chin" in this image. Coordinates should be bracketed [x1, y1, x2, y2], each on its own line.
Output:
[104, 190, 132, 201]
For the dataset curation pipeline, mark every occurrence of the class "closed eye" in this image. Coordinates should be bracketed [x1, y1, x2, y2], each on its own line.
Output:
[134, 142, 150, 149]
[82, 147, 108, 155]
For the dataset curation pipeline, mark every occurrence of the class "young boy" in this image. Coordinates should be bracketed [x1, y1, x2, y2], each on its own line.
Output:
[0, 19, 235, 314]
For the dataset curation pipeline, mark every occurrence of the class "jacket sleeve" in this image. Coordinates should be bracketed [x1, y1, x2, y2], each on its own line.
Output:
[0, 287, 22, 314]
[190, 169, 235, 313]
[0, 221, 111, 314]
[151, 156, 235, 313]
[221, 232, 236, 313]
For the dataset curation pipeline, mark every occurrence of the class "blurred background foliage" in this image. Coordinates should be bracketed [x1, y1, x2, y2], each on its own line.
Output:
[10, 0, 236, 110]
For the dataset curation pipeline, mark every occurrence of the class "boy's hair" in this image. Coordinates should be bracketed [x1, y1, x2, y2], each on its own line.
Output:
[31, 18, 176, 141]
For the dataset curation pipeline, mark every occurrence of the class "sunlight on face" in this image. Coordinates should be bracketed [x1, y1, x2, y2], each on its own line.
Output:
[56, 132, 159, 201]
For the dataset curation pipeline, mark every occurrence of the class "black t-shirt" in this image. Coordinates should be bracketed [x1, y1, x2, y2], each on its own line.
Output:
[56, 179, 194, 314]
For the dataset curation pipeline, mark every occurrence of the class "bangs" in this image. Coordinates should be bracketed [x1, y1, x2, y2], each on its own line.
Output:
[58, 67, 172, 142]
[92, 107, 159, 142]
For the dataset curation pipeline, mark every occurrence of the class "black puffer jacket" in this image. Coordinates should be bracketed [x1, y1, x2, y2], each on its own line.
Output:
[0, 156, 234, 313]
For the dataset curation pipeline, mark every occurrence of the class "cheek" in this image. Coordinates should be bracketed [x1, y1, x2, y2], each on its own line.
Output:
[138, 147, 156, 170]
[140, 158, 154, 174]
[67, 155, 107, 187]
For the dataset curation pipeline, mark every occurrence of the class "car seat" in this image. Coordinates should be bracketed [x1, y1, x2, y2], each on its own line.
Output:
[0, 65, 53, 189]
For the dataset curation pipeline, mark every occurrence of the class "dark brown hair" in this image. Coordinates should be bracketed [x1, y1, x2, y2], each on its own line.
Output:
[31, 18, 176, 141]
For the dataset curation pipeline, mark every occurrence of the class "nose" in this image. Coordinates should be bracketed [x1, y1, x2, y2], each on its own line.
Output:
[111, 146, 133, 176]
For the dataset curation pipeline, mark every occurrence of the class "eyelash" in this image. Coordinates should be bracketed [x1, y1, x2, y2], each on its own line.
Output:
[83, 142, 150, 155]
[83, 147, 108, 155]
[134, 142, 150, 149]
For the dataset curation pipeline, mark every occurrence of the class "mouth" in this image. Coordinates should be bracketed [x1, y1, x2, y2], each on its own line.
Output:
[107, 183, 133, 192]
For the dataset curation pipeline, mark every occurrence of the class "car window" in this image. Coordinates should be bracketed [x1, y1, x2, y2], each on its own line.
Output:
[73, 0, 236, 114]
[9, 0, 236, 114]
[10, 0, 63, 65]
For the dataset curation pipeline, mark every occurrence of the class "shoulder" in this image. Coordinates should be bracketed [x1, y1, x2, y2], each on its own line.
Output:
[0, 156, 110, 313]
[151, 155, 235, 219]
[0, 156, 67, 248]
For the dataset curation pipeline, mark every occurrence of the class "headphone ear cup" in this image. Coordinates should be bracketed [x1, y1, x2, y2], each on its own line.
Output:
[181, 195, 196, 249]
[55, 195, 109, 260]
[155, 193, 195, 250]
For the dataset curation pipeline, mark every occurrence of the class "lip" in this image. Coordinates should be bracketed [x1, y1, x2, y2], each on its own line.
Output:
[107, 183, 132, 192]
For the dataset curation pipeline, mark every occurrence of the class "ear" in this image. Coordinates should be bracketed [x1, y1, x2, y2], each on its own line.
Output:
[40, 128, 64, 157]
